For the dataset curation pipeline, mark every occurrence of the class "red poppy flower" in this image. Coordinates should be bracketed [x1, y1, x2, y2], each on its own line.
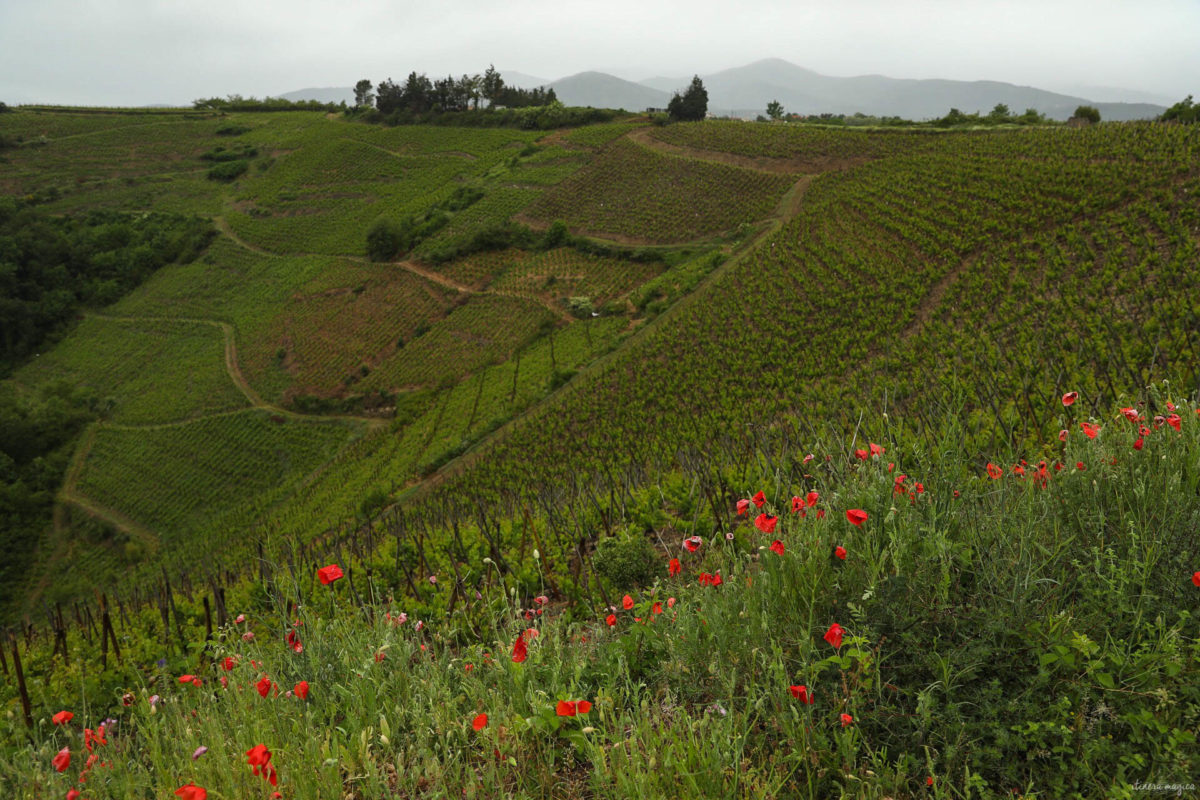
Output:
[1133, 438, 1144, 451]
[52, 747, 70, 772]
[1062, 391, 1078, 406]
[175, 783, 208, 800]
[511, 636, 527, 663]
[667, 597, 676, 608]
[736, 499, 750, 515]
[823, 622, 844, 649]
[293, 681, 309, 700]
[257, 677, 275, 697]
[317, 564, 343, 584]
[374, 651, 386, 663]
[668, 558, 681, 576]
[178, 674, 196, 684]
[1121, 407, 1139, 423]
[683, 536, 702, 552]
[751, 491, 766, 508]
[986, 462, 1003, 479]
[556, 700, 592, 716]
[791, 496, 804, 512]
[755, 513, 778, 534]
[1081, 422, 1100, 439]
[927, 776, 934, 787]
[221, 657, 236, 671]
[652, 602, 663, 615]
[712, 572, 723, 587]
[1166, 414, 1182, 432]
[806, 491, 819, 507]
[1192, 571, 1200, 587]
[67, 790, 81, 800]
[840, 713, 853, 727]
[834, 545, 846, 560]
[869, 442, 885, 456]
[52, 710, 73, 725]
[789, 685, 813, 704]
[605, 614, 616, 626]
[622, 594, 634, 610]
[286, 630, 302, 653]
[846, 509, 868, 526]
[769, 540, 785, 556]
[854, 448, 868, 460]
[472, 713, 488, 731]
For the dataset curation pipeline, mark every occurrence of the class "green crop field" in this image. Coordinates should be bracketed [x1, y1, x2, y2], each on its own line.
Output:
[9, 315, 248, 425]
[521, 138, 796, 242]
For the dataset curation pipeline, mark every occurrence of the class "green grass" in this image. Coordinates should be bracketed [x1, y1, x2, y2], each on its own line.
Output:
[5, 397, 1198, 798]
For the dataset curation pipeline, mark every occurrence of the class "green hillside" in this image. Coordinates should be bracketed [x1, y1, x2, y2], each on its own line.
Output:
[2, 104, 1200, 797]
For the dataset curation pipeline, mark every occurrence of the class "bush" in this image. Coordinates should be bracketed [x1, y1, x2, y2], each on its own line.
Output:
[1073, 105, 1101, 124]
[593, 529, 659, 590]
[206, 160, 249, 181]
[366, 218, 409, 261]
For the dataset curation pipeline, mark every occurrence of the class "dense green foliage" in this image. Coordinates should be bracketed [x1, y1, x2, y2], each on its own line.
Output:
[1160, 94, 1199, 124]
[0, 201, 213, 373]
[668, 75, 709, 122]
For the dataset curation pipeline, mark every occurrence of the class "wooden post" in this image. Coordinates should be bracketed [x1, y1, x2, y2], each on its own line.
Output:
[10, 636, 33, 729]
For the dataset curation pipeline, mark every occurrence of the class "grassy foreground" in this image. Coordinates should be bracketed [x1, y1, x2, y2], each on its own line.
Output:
[3, 392, 1198, 799]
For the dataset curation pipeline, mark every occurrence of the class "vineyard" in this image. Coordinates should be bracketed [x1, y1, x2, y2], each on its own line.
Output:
[521, 138, 796, 242]
[2, 105, 1200, 797]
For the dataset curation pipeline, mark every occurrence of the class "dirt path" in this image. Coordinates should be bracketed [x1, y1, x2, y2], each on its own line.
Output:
[213, 215, 273, 256]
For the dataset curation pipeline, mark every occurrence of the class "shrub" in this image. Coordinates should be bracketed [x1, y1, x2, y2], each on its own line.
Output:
[366, 218, 409, 261]
[206, 160, 249, 181]
[593, 529, 658, 590]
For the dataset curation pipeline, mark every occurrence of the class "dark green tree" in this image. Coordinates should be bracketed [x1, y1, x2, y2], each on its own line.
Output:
[353, 79, 374, 108]
[481, 65, 505, 108]
[668, 75, 708, 122]
[1160, 95, 1198, 124]
[1072, 105, 1101, 124]
[766, 100, 784, 121]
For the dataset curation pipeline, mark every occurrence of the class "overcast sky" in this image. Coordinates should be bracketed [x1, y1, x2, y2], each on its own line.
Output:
[0, 0, 1195, 106]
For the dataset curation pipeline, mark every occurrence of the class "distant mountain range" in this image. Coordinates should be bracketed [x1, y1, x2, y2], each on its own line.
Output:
[278, 59, 1168, 121]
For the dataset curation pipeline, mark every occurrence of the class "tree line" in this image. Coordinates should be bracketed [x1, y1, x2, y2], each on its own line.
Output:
[358, 66, 557, 115]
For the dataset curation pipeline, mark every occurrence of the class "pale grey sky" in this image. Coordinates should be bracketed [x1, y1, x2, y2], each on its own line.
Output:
[0, 0, 1195, 106]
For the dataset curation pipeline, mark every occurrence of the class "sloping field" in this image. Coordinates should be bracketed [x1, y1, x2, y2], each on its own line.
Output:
[521, 138, 796, 242]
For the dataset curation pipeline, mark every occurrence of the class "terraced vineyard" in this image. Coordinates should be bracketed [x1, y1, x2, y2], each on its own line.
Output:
[521, 138, 796, 242]
[3, 108, 1199, 636]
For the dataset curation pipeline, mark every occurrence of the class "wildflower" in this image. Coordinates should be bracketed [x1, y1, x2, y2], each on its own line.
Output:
[148, 695, 160, 708]
[755, 513, 778, 534]
[769, 540, 785, 556]
[1062, 391, 1078, 406]
[178, 674, 197, 684]
[534, 595, 548, 606]
[823, 622, 844, 649]
[1133, 437, 1144, 451]
[667, 597, 676, 608]
[1121, 407, 1139, 423]
[834, 545, 846, 560]
[67, 791, 81, 800]
[192, 746, 208, 760]
[668, 558, 681, 576]
[854, 448, 868, 460]
[245, 744, 277, 786]
[242, 631, 255, 642]
[286, 629, 302, 653]
[317, 564, 343, 584]
[652, 602, 663, 615]
[234, 614, 246, 624]
[53, 747, 70, 772]
[556, 700, 592, 717]
[1081, 422, 1100, 439]
[736, 499, 750, 515]
[789, 685, 813, 704]
[1192, 572, 1200, 587]
[472, 713, 488, 731]
[791, 496, 804, 512]
[52, 711, 73, 725]
[606, 613, 617, 626]
[803, 453, 814, 463]
[221, 657, 236, 671]
[840, 713, 854, 727]
[294, 681, 309, 700]
[927, 776, 935, 787]
[986, 462, 1003, 479]
[256, 677, 273, 697]
[622, 595, 634, 610]
[1059, 429, 1068, 441]
[846, 509, 868, 526]
[1166, 414, 1182, 432]
[512, 636, 527, 663]
[428, 575, 437, 585]
[751, 490, 766, 508]
[683, 536, 702, 552]
[175, 784, 207, 800]
[725, 531, 735, 540]
[869, 442, 885, 456]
